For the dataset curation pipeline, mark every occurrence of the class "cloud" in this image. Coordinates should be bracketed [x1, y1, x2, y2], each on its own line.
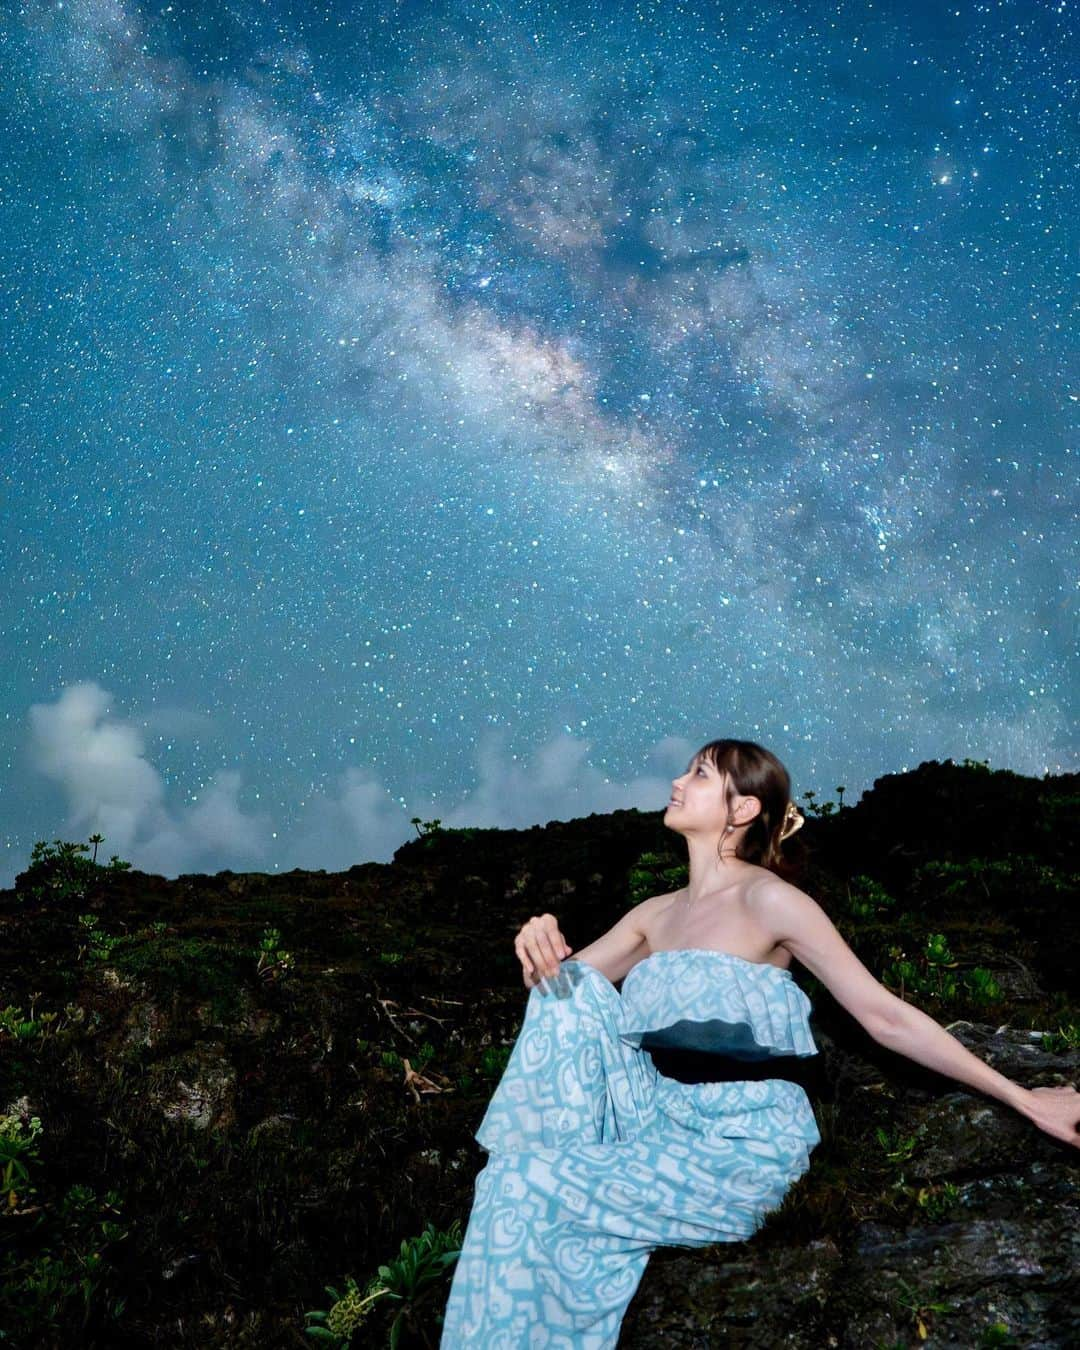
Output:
[23, 684, 688, 878]
[26, 682, 273, 876]
[28, 683, 165, 840]
[275, 727, 684, 873]
[286, 766, 418, 873]
[430, 726, 676, 831]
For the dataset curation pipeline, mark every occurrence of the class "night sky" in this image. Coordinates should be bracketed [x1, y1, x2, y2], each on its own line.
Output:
[2, 0, 1075, 887]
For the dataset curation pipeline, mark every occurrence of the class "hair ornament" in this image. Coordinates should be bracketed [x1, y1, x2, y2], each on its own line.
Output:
[778, 800, 805, 843]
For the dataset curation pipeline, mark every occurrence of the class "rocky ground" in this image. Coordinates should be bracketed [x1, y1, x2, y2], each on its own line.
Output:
[0, 758, 1077, 1348]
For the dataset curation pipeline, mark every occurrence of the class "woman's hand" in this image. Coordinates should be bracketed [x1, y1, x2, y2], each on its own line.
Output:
[514, 913, 573, 991]
[1023, 1084, 1080, 1148]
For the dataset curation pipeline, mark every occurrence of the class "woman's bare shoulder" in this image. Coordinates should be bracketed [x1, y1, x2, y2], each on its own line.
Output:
[645, 888, 682, 907]
[571, 892, 669, 984]
[640, 889, 683, 922]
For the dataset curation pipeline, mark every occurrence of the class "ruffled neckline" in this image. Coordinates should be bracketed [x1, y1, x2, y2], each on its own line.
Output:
[615, 946, 816, 1058]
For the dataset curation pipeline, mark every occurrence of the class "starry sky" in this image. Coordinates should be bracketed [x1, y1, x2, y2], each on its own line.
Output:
[1, 0, 1075, 888]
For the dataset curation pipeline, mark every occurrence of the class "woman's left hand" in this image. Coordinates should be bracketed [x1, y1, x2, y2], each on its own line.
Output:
[1023, 1084, 1080, 1148]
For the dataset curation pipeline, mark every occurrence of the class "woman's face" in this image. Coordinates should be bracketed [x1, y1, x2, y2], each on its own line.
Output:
[665, 752, 732, 828]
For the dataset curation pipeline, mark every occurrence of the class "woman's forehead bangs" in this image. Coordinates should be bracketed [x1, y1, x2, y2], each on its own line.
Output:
[688, 748, 727, 779]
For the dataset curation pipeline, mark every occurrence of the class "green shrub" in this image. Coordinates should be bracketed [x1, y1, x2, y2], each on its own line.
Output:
[304, 1219, 463, 1347]
[963, 967, 1002, 1005]
[479, 1045, 512, 1080]
[255, 927, 294, 982]
[76, 914, 121, 963]
[845, 875, 897, 918]
[0, 1108, 43, 1207]
[626, 850, 686, 907]
[109, 934, 252, 1022]
[1040, 1022, 1080, 1053]
[21, 837, 131, 906]
[0, 1110, 130, 1342]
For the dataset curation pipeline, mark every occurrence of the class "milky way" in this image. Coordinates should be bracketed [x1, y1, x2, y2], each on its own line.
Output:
[1, 0, 1075, 885]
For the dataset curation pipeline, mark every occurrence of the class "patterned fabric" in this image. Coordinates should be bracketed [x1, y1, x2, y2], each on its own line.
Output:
[618, 948, 818, 1058]
[439, 951, 822, 1349]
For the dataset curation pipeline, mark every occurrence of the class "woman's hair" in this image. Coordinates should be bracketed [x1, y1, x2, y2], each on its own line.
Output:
[692, 738, 805, 883]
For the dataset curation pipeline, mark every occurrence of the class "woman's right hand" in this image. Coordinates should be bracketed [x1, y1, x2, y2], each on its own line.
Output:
[514, 913, 573, 990]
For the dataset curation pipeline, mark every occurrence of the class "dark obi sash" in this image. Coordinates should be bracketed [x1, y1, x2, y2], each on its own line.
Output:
[648, 1047, 821, 1094]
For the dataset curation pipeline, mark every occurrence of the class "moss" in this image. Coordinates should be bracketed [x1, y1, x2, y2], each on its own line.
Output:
[108, 934, 253, 1023]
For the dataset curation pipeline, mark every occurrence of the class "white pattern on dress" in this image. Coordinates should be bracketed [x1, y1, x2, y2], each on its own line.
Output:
[440, 948, 822, 1349]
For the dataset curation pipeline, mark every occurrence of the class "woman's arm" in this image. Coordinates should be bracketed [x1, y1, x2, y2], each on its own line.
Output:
[756, 878, 1080, 1148]
[563, 894, 662, 986]
[871, 996, 1032, 1112]
[515, 894, 664, 991]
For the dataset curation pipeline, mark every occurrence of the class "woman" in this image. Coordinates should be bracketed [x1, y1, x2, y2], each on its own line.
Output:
[439, 739, 1079, 1348]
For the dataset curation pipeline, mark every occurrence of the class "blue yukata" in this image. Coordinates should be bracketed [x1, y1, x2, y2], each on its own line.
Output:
[439, 949, 822, 1349]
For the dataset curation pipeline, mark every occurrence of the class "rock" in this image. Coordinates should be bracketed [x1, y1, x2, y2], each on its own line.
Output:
[148, 1045, 237, 1131]
[123, 998, 170, 1050]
